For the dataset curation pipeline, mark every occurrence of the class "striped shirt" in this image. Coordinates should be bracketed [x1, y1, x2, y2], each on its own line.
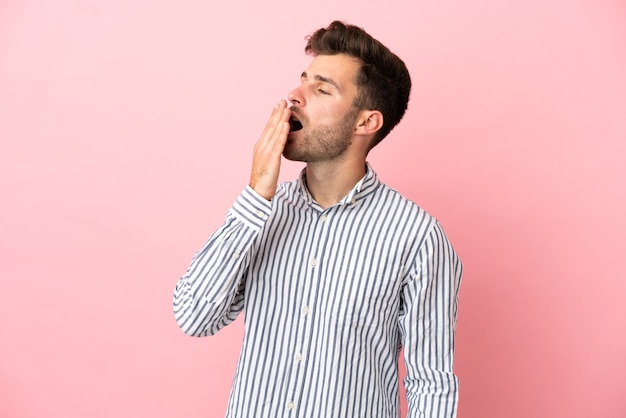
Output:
[173, 164, 462, 418]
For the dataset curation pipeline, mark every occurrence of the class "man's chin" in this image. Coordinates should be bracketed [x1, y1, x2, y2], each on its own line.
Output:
[282, 151, 301, 162]
[282, 146, 306, 162]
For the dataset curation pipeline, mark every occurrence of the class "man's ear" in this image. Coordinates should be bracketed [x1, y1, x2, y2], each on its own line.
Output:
[355, 110, 384, 136]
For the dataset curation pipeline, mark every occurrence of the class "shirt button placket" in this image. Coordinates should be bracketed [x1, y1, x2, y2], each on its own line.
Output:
[289, 211, 324, 416]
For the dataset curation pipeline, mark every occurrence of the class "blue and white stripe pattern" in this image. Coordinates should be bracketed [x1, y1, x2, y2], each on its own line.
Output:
[174, 164, 462, 418]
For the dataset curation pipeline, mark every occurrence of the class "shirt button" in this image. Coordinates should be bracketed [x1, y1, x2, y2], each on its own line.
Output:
[303, 306, 310, 315]
[287, 401, 295, 410]
[310, 258, 318, 267]
[233, 252, 240, 259]
[320, 214, 328, 222]
[256, 210, 265, 218]
[295, 353, 303, 362]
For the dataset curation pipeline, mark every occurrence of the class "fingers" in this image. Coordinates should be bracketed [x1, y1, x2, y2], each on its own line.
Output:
[256, 100, 290, 153]
[250, 101, 291, 200]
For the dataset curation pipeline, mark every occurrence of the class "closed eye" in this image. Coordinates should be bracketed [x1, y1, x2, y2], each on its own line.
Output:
[301, 71, 340, 94]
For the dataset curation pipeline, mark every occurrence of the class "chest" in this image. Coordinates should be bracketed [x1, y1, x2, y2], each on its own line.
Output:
[247, 203, 414, 328]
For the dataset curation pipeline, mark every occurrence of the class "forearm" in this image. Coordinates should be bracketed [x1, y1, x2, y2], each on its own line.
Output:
[403, 363, 459, 418]
[173, 186, 271, 337]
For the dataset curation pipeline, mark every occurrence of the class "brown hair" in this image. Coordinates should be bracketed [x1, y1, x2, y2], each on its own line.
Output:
[305, 21, 412, 148]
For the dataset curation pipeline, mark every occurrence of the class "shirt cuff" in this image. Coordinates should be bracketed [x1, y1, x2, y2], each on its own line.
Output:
[229, 185, 273, 230]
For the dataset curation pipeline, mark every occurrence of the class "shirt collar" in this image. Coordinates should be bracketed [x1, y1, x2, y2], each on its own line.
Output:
[297, 162, 380, 208]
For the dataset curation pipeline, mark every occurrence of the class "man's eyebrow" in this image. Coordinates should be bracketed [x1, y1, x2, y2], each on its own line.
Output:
[301, 71, 341, 91]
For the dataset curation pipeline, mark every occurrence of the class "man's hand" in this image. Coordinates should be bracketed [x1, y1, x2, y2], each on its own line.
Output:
[249, 100, 291, 200]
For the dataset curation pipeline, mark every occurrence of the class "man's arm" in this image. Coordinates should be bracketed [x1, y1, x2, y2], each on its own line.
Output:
[173, 101, 291, 337]
[173, 187, 272, 337]
[399, 221, 463, 417]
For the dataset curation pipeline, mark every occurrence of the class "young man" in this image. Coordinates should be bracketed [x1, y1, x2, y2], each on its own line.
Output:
[174, 21, 462, 418]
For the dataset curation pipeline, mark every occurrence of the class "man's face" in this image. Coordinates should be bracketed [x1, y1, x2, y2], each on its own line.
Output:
[283, 54, 362, 162]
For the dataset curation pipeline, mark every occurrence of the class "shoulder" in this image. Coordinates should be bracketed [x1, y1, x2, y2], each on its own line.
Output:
[375, 181, 453, 250]
[376, 181, 435, 223]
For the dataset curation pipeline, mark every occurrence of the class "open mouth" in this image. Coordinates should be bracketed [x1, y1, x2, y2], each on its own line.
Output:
[289, 116, 303, 132]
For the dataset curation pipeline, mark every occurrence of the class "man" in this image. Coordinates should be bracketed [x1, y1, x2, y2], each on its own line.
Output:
[174, 21, 462, 418]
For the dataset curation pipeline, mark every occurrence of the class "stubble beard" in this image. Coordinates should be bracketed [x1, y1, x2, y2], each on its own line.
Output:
[283, 107, 360, 163]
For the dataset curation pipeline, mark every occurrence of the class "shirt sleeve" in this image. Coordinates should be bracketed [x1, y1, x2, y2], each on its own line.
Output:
[399, 221, 463, 418]
[173, 186, 272, 337]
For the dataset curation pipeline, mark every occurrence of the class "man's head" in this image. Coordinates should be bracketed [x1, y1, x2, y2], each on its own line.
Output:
[305, 21, 411, 148]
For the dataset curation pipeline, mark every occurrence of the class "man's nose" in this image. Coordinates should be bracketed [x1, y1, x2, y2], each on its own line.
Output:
[288, 86, 305, 107]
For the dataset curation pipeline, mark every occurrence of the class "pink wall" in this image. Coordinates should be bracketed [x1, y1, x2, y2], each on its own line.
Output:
[1, 1, 625, 417]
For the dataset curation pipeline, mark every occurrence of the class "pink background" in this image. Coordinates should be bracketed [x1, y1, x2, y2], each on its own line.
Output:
[1, 1, 625, 417]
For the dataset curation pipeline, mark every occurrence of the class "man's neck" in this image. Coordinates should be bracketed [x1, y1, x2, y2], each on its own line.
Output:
[304, 158, 367, 209]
